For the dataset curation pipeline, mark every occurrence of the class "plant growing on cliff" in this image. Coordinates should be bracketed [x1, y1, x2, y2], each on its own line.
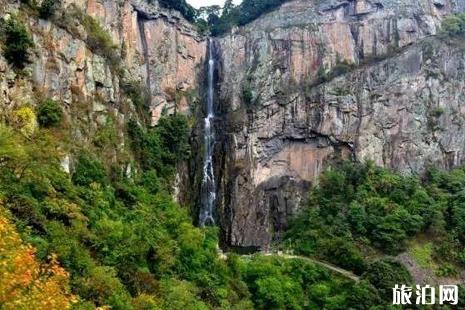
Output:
[441, 13, 465, 36]
[37, 99, 63, 128]
[39, 0, 62, 19]
[72, 152, 108, 186]
[206, 0, 293, 35]
[81, 14, 118, 64]
[121, 80, 149, 120]
[13, 106, 38, 137]
[127, 114, 190, 182]
[1, 16, 34, 69]
[156, 0, 197, 22]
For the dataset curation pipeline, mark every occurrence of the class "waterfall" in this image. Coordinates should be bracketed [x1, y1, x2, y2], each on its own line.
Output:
[199, 38, 216, 227]
[137, 15, 151, 105]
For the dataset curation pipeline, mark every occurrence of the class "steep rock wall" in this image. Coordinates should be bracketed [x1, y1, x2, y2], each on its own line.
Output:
[215, 0, 465, 249]
[0, 0, 206, 195]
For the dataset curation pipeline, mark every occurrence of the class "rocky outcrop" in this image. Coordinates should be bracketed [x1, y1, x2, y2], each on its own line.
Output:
[3, 0, 465, 253]
[0, 0, 205, 189]
[215, 0, 465, 249]
[71, 0, 206, 124]
[0, 0, 206, 123]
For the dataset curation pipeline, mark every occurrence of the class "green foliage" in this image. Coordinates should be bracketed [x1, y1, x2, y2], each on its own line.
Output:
[39, 0, 61, 19]
[241, 255, 367, 309]
[310, 60, 356, 88]
[0, 122, 409, 309]
[329, 60, 356, 78]
[362, 259, 412, 301]
[127, 114, 190, 182]
[156, 0, 197, 22]
[122, 81, 148, 119]
[286, 161, 465, 304]
[430, 106, 445, 118]
[36, 99, 63, 127]
[0, 125, 232, 308]
[1, 16, 34, 69]
[441, 13, 465, 36]
[72, 152, 108, 186]
[409, 241, 436, 270]
[209, 0, 291, 36]
[286, 161, 432, 272]
[242, 82, 254, 106]
[81, 14, 118, 63]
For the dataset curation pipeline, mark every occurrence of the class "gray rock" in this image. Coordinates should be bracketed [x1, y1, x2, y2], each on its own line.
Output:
[215, 0, 465, 249]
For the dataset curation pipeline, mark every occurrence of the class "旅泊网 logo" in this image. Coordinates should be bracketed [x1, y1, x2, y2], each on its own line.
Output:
[393, 284, 458, 305]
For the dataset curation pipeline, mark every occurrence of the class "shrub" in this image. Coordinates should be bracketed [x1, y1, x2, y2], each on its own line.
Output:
[121, 80, 148, 120]
[157, 0, 197, 22]
[72, 152, 107, 186]
[127, 114, 190, 179]
[209, 0, 291, 35]
[2, 17, 34, 69]
[13, 106, 38, 137]
[430, 106, 445, 118]
[37, 99, 63, 127]
[242, 83, 254, 106]
[39, 0, 61, 19]
[81, 14, 118, 63]
[329, 60, 355, 78]
[441, 13, 465, 36]
[362, 259, 412, 301]
[0, 210, 75, 309]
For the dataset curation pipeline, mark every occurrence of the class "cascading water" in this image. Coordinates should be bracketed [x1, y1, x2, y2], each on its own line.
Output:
[199, 39, 216, 227]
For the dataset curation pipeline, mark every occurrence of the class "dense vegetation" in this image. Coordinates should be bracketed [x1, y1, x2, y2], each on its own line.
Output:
[0, 110, 375, 309]
[144, 0, 291, 36]
[286, 161, 465, 300]
[37, 99, 63, 128]
[207, 0, 290, 35]
[441, 12, 465, 36]
[0, 209, 75, 309]
[38, 0, 61, 19]
[156, 0, 197, 22]
[0, 16, 34, 69]
[2, 1, 465, 309]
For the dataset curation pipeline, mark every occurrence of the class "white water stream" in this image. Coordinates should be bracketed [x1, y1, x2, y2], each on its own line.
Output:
[199, 38, 216, 227]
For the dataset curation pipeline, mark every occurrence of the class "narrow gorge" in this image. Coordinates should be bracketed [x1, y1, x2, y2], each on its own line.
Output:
[199, 38, 217, 227]
[2, 0, 465, 308]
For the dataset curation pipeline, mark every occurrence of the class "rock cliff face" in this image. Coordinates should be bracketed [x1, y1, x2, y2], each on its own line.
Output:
[73, 0, 206, 124]
[0, 0, 206, 185]
[214, 0, 465, 249]
[2, 0, 465, 251]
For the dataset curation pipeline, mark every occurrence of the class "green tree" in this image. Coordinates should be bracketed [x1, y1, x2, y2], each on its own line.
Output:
[37, 99, 63, 127]
[362, 259, 412, 301]
[39, 0, 61, 19]
[72, 152, 107, 186]
[2, 17, 34, 69]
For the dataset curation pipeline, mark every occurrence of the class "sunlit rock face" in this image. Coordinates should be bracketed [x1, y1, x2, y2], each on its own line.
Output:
[70, 0, 207, 125]
[1, 0, 465, 251]
[0, 0, 206, 202]
[0, 0, 206, 128]
[214, 0, 465, 249]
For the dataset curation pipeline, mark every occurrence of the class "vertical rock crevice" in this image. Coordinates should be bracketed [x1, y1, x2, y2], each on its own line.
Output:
[136, 13, 152, 106]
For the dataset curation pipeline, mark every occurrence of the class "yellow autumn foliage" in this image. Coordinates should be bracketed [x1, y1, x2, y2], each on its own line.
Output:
[0, 209, 76, 309]
[13, 106, 38, 137]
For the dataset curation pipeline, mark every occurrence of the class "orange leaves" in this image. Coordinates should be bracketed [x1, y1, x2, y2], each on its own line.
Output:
[0, 212, 76, 309]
